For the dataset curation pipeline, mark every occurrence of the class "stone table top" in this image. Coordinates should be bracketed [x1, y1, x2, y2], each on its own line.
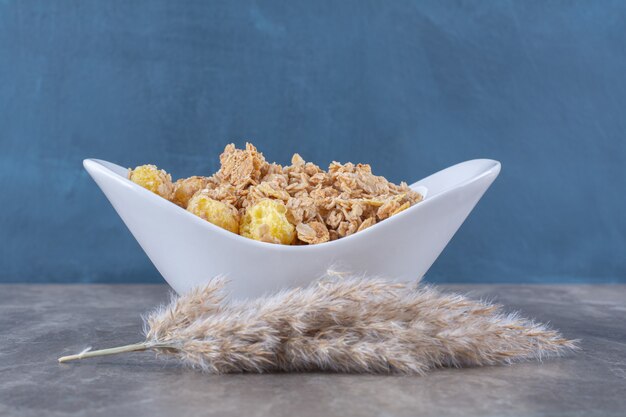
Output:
[1, 284, 625, 417]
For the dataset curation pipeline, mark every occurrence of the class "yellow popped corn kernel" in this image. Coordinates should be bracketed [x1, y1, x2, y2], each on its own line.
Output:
[240, 199, 295, 245]
[128, 164, 174, 199]
[172, 176, 210, 208]
[187, 191, 240, 234]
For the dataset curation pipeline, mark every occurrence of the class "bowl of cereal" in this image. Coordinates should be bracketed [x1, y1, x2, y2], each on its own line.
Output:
[84, 144, 500, 298]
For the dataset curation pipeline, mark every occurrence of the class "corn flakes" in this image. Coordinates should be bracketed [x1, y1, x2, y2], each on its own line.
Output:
[240, 199, 295, 244]
[129, 143, 423, 245]
[187, 191, 240, 234]
[128, 165, 174, 199]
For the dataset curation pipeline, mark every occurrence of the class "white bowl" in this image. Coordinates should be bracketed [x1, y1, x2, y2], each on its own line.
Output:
[84, 158, 500, 298]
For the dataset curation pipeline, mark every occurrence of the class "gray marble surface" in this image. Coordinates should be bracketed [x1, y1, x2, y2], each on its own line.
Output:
[1, 284, 624, 417]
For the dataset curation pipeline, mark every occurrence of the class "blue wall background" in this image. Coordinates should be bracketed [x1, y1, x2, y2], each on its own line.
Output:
[1, 0, 625, 284]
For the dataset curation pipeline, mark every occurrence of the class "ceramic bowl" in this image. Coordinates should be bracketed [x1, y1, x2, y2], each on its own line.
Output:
[84, 158, 500, 298]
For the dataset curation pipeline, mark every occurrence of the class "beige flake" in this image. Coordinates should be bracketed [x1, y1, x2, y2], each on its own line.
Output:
[296, 221, 330, 244]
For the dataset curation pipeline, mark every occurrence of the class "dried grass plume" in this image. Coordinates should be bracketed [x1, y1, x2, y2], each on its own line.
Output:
[59, 275, 577, 374]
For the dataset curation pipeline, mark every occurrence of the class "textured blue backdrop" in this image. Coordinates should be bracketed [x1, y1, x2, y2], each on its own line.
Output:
[1, 0, 624, 283]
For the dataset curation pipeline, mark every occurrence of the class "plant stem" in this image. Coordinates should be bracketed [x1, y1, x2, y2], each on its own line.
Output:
[58, 342, 148, 363]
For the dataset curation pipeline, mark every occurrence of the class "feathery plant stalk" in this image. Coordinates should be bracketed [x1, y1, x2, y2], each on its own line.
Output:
[58, 276, 577, 373]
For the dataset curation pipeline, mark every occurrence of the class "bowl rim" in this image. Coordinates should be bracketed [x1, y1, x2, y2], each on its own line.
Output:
[84, 158, 500, 252]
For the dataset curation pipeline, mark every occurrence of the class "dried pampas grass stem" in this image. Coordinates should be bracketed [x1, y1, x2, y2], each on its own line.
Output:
[59, 276, 577, 374]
